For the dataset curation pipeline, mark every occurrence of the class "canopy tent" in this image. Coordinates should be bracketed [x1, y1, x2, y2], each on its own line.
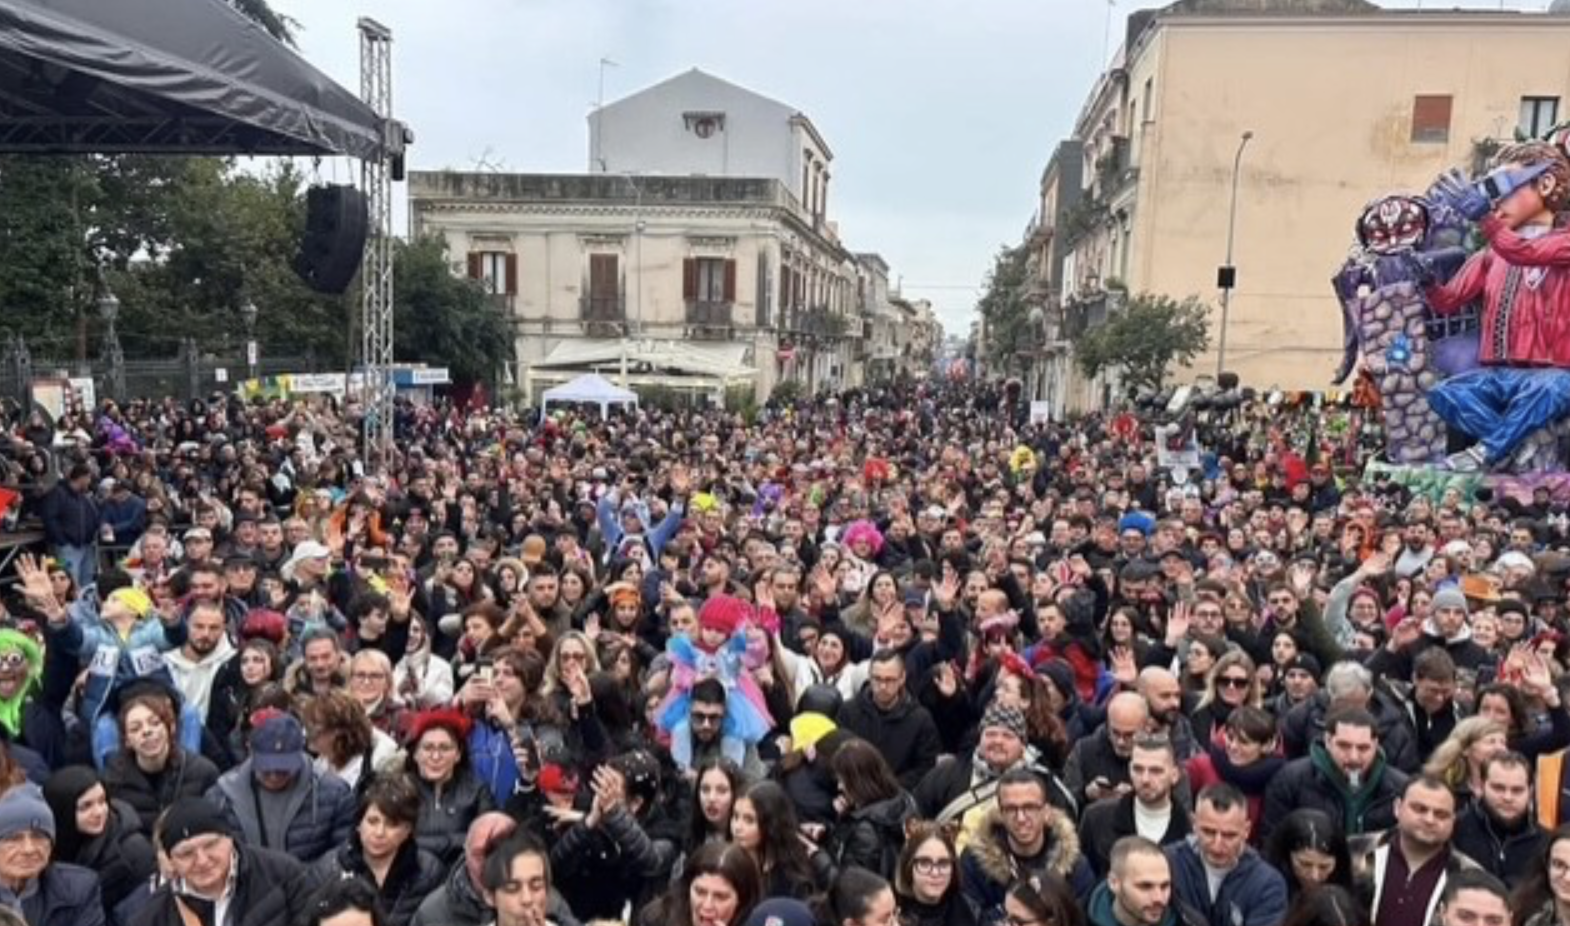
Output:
[0, 0, 385, 157]
[540, 373, 639, 419]
[524, 339, 759, 406]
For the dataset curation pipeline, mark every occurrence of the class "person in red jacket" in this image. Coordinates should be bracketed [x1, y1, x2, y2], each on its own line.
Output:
[1185, 706, 1284, 844]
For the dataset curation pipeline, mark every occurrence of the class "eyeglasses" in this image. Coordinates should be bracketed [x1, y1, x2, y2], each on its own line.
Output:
[351, 671, 388, 683]
[691, 711, 725, 728]
[418, 742, 458, 756]
[1218, 676, 1251, 689]
[559, 651, 588, 664]
[913, 857, 954, 875]
[999, 802, 1045, 818]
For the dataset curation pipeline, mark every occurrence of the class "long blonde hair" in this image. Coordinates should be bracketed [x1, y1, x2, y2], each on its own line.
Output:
[1196, 649, 1262, 712]
[1423, 716, 1507, 790]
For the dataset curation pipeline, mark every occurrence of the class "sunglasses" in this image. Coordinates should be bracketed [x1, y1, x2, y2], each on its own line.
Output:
[1218, 676, 1251, 689]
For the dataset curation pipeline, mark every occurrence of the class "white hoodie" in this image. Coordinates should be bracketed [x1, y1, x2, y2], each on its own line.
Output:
[163, 635, 237, 720]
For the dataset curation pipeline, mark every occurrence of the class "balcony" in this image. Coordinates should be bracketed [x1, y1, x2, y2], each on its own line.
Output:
[1096, 135, 1139, 199]
[686, 300, 734, 340]
[580, 294, 626, 337]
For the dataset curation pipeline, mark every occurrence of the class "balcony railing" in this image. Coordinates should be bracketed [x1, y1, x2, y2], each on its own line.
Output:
[686, 301, 734, 327]
[580, 294, 625, 322]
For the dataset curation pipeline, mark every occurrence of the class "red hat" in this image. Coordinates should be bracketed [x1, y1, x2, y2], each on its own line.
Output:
[406, 707, 471, 748]
[537, 764, 578, 795]
[240, 609, 288, 645]
[698, 595, 752, 638]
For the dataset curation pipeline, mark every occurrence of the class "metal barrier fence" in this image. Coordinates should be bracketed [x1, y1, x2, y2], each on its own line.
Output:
[2, 335, 331, 405]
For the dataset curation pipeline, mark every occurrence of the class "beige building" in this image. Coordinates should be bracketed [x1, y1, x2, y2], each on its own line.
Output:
[1042, 0, 1570, 405]
[409, 71, 874, 403]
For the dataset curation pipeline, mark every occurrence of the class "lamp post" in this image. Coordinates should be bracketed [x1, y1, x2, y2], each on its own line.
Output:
[1216, 130, 1253, 378]
[97, 275, 124, 402]
[240, 298, 259, 382]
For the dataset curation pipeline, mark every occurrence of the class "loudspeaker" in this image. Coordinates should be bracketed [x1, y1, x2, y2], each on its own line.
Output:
[293, 184, 369, 294]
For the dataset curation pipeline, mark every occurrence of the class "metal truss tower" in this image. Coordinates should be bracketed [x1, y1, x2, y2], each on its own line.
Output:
[358, 17, 395, 475]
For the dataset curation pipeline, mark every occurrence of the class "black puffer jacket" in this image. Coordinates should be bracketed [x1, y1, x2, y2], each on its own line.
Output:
[1280, 689, 1419, 773]
[412, 769, 496, 867]
[130, 843, 309, 926]
[551, 805, 680, 921]
[827, 790, 917, 879]
[307, 836, 446, 926]
[68, 800, 156, 926]
[104, 749, 221, 837]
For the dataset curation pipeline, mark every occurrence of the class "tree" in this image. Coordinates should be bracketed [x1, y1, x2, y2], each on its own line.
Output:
[393, 237, 514, 385]
[1074, 292, 1212, 393]
[975, 243, 1033, 375]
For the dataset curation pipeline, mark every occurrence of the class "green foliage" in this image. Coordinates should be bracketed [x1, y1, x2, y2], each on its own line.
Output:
[1075, 292, 1212, 392]
[975, 243, 1032, 375]
[769, 380, 805, 406]
[393, 237, 514, 385]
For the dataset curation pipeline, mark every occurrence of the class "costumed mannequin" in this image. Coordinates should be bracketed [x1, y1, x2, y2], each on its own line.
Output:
[1418, 140, 1570, 471]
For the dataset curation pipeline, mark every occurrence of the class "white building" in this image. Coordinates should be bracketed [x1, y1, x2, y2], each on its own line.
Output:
[411, 70, 867, 403]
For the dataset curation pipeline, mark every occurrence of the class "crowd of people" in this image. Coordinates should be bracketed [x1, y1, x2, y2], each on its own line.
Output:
[0, 378, 1564, 926]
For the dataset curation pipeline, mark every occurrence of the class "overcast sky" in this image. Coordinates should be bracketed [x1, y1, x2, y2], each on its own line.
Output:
[270, 0, 1552, 334]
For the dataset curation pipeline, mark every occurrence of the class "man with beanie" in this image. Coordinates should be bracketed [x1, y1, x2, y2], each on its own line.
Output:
[0, 784, 103, 926]
[1368, 585, 1494, 682]
[134, 797, 308, 926]
[205, 712, 354, 863]
[914, 699, 1073, 828]
[837, 649, 944, 789]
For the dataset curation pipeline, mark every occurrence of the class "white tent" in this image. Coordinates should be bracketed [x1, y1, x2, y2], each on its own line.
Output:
[540, 373, 639, 418]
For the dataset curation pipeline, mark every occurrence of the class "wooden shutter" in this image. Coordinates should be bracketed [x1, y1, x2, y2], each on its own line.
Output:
[467, 252, 482, 279]
[683, 258, 698, 300]
[779, 267, 790, 311]
[504, 254, 518, 295]
[1411, 95, 1452, 143]
[590, 254, 618, 296]
[723, 259, 737, 302]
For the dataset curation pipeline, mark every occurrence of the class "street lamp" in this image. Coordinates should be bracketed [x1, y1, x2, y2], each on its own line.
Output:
[96, 274, 125, 401]
[1216, 130, 1254, 377]
[240, 298, 259, 381]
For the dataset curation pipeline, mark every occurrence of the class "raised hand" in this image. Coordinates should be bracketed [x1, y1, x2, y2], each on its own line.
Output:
[1110, 646, 1138, 685]
[1164, 601, 1191, 647]
[934, 573, 960, 612]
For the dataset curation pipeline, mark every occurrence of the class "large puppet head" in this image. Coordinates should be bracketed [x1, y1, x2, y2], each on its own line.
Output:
[1356, 195, 1430, 255]
[1487, 140, 1570, 229]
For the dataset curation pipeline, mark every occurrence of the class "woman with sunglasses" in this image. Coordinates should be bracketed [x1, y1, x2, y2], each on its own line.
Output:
[895, 820, 977, 926]
[1189, 650, 1264, 747]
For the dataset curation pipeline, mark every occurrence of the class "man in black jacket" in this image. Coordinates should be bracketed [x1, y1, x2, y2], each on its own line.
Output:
[837, 650, 943, 789]
[1452, 752, 1545, 890]
[0, 785, 104, 926]
[43, 463, 101, 589]
[1080, 735, 1192, 878]
[1064, 692, 1149, 809]
[133, 797, 309, 926]
[1263, 706, 1409, 841]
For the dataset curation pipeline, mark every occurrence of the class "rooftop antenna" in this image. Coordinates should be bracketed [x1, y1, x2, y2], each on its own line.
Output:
[592, 57, 619, 173]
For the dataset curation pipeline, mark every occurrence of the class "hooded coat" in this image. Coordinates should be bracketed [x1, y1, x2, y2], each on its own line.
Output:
[129, 842, 309, 926]
[959, 810, 1096, 925]
[1280, 688, 1420, 773]
[44, 769, 156, 926]
[837, 686, 944, 790]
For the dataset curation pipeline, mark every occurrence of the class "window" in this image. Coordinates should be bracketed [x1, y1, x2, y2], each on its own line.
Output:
[466, 251, 515, 295]
[1521, 96, 1561, 139]
[683, 257, 736, 303]
[1411, 95, 1452, 144]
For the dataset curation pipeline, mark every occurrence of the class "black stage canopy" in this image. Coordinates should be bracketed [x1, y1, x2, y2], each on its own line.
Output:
[0, 0, 384, 158]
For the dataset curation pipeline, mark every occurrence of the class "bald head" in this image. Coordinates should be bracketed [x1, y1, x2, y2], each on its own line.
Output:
[1137, 667, 1184, 727]
[1106, 692, 1150, 758]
